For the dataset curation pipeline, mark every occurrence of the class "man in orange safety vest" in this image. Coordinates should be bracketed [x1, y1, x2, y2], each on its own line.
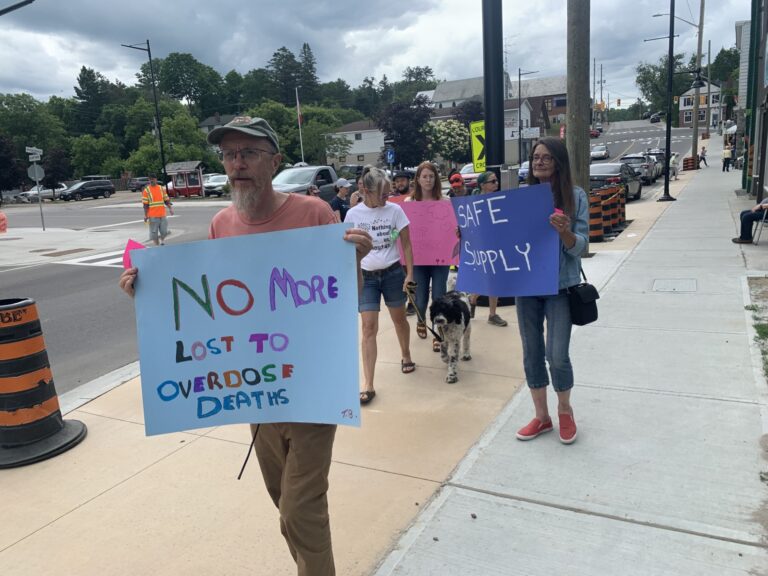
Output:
[142, 173, 173, 246]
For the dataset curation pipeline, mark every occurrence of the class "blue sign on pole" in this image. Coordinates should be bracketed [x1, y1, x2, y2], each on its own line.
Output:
[386, 148, 395, 164]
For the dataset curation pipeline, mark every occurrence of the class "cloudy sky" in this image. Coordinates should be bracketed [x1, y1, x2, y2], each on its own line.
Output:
[0, 0, 749, 107]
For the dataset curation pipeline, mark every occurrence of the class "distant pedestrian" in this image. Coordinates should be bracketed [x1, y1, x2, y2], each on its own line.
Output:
[722, 146, 732, 172]
[447, 173, 468, 197]
[141, 173, 173, 246]
[515, 137, 588, 445]
[330, 178, 351, 221]
[669, 152, 679, 180]
[698, 146, 708, 167]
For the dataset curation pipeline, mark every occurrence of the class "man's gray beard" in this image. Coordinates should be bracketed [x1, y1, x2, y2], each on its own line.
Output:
[231, 187, 260, 218]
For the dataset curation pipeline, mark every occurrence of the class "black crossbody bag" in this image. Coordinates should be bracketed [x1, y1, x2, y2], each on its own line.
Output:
[566, 268, 599, 326]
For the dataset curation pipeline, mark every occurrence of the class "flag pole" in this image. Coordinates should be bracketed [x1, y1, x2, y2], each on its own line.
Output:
[296, 86, 305, 163]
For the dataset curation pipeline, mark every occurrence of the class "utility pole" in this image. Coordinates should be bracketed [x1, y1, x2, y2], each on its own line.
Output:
[567, 0, 591, 193]
[705, 39, 711, 135]
[592, 58, 596, 128]
[691, 0, 705, 168]
[600, 64, 604, 124]
[481, 0, 505, 180]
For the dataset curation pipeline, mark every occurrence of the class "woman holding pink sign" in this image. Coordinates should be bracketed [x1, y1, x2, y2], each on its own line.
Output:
[408, 161, 451, 352]
[345, 166, 415, 405]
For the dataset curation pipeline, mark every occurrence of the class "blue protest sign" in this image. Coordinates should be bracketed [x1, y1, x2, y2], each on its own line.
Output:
[452, 184, 559, 296]
[132, 223, 360, 436]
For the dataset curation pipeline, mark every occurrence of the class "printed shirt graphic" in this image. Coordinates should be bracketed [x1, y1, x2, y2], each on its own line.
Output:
[346, 202, 409, 271]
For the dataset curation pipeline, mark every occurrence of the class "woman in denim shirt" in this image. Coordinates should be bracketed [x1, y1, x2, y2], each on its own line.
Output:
[515, 137, 588, 445]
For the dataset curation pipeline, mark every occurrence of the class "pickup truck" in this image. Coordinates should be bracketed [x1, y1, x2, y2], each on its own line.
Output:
[272, 165, 339, 202]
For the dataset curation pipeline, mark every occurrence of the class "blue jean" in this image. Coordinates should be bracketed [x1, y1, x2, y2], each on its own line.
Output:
[515, 292, 574, 392]
[739, 208, 764, 241]
[359, 262, 407, 312]
[412, 265, 450, 321]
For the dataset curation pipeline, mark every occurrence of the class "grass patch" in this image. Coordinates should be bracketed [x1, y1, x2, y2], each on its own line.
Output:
[755, 323, 768, 341]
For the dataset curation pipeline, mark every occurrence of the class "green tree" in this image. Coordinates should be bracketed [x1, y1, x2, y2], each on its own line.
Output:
[635, 53, 689, 114]
[429, 120, 470, 165]
[392, 66, 439, 103]
[319, 79, 353, 108]
[297, 43, 320, 103]
[352, 77, 379, 117]
[222, 70, 244, 114]
[0, 134, 24, 192]
[41, 148, 72, 188]
[159, 53, 224, 117]
[71, 134, 121, 177]
[268, 47, 301, 106]
[0, 93, 68, 159]
[456, 99, 484, 127]
[73, 66, 112, 134]
[376, 95, 433, 168]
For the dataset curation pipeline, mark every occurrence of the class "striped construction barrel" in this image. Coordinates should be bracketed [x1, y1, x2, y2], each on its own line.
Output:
[600, 188, 613, 235]
[588, 193, 603, 242]
[618, 189, 626, 226]
[610, 192, 619, 228]
[0, 298, 86, 468]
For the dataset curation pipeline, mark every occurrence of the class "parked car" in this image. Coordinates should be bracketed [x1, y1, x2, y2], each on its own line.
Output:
[589, 162, 643, 201]
[59, 179, 115, 201]
[272, 165, 338, 202]
[128, 177, 150, 192]
[202, 173, 223, 184]
[620, 154, 654, 184]
[19, 183, 67, 202]
[203, 174, 229, 197]
[460, 163, 481, 189]
[646, 148, 667, 175]
[650, 113, 661, 123]
[590, 128, 600, 138]
[518, 161, 529, 182]
[590, 144, 610, 161]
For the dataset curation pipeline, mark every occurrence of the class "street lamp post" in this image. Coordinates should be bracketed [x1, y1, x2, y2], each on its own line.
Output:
[121, 40, 168, 185]
[0, 0, 34, 17]
[658, 2, 677, 202]
[518, 68, 538, 166]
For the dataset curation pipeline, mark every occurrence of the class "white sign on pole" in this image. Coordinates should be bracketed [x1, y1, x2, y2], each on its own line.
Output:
[25, 146, 42, 155]
[29, 154, 41, 162]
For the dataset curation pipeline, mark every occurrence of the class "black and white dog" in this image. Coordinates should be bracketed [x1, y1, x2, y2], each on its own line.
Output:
[429, 274, 472, 383]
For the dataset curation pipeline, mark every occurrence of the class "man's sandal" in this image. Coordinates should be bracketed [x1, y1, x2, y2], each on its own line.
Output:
[416, 322, 427, 339]
[360, 390, 376, 404]
[401, 360, 416, 374]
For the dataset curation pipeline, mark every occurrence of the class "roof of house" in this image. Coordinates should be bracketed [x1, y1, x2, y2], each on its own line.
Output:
[432, 74, 566, 104]
[680, 80, 720, 96]
[508, 76, 567, 99]
[166, 161, 204, 173]
[335, 120, 381, 133]
[432, 77, 486, 103]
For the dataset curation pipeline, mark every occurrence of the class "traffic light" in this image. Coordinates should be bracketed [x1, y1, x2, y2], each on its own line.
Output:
[673, 96, 679, 104]
[617, 98, 621, 107]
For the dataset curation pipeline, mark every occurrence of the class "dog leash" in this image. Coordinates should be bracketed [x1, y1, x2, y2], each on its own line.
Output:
[405, 282, 443, 342]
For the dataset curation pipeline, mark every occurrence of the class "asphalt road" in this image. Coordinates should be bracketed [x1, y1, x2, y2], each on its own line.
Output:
[2, 191, 224, 395]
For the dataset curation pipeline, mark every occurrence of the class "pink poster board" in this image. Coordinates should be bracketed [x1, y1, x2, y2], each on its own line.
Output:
[399, 200, 459, 266]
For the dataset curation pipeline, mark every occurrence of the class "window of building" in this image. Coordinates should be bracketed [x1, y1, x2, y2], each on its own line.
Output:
[554, 97, 567, 108]
[683, 96, 693, 107]
[544, 98, 552, 111]
[354, 133, 362, 141]
[339, 156, 347, 163]
[698, 109, 706, 121]
[357, 155, 365, 162]
[684, 111, 692, 123]
[699, 94, 707, 106]
[711, 93, 720, 104]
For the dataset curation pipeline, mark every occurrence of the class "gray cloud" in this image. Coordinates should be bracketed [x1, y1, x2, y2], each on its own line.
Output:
[0, 0, 750, 106]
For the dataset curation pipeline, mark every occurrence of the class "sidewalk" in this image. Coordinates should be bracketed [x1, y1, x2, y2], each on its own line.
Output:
[2, 149, 767, 574]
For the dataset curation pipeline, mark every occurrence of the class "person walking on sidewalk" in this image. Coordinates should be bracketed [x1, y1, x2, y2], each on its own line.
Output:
[142, 173, 173, 246]
[120, 116, 372, 576]
[732, 198, 768, 244]
[516, 137, 588, 445]
[669, 152, 679, 180]
[345, 166, 415, 404]
[468, 171, 508, 327]
[722, 146, 732, 172]
[698, 146, 708, 167]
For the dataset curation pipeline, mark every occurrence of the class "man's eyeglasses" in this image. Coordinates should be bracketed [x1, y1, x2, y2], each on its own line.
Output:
[532, 154, 554, 164]
[219, 148, 275, 162]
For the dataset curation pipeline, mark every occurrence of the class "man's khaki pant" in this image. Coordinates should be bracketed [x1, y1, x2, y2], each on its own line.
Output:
[252, 422, 337, 576]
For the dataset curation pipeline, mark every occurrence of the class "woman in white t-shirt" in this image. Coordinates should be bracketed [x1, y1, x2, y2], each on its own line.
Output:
[345, 166, 415, 405]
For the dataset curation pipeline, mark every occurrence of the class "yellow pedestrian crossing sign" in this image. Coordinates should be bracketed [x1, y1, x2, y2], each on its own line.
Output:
[470, 120, 486, 173]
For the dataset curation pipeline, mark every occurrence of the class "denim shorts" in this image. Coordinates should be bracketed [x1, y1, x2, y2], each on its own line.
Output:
[359, 262, 407, 312]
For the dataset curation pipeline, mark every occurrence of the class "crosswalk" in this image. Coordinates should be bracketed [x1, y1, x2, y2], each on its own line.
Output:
[53, 249, 129, 269]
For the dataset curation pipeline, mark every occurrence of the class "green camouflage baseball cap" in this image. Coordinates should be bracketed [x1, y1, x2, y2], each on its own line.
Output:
[207, 116, 280, 151]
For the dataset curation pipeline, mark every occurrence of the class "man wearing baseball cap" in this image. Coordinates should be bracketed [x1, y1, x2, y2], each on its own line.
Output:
[448, 173, 467, 197]
[120, 115, 372, 576]
[391, 170, 411, 198]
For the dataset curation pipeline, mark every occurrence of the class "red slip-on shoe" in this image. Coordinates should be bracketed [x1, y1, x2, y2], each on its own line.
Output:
[558, 413, 578, 444]
[516, 418, 553, 441]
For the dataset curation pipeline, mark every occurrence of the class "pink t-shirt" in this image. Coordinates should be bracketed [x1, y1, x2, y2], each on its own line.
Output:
[209, 193, 336, 239]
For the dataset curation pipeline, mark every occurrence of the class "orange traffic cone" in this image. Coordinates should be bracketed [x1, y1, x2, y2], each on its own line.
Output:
[0, 298, 87, 468]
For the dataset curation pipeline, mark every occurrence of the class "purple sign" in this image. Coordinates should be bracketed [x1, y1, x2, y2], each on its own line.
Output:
[452, 184, 559, 297]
